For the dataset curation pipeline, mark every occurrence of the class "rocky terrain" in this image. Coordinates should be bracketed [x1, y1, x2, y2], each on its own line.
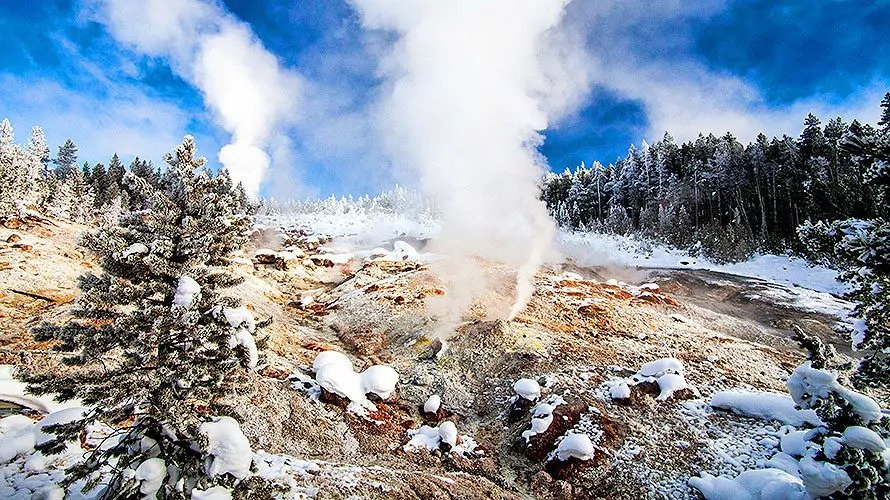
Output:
[0, 215, 871, 499]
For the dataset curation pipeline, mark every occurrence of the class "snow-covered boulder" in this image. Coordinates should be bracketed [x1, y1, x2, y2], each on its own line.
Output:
[609, 382, 631, 400]
[360, 365, 400, 400]
[311, 351, 401, 414]
[423, 395, 441, 414]
[553, 433, 594, 461]
[513, 378, 541, 401]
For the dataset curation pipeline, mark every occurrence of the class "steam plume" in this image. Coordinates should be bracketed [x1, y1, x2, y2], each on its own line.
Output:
[350, 0, 589, 324]
[99, 0, 301, 196]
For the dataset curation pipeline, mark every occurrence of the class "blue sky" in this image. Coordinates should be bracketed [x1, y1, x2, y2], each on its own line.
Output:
[0, 0, 888, 198]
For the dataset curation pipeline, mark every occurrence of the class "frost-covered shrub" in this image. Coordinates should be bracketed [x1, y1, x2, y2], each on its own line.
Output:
[23, 136, 264, 497]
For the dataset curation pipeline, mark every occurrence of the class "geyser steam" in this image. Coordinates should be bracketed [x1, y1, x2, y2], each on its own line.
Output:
[350, 0, 585, 323]
[100, 0, 301, 196]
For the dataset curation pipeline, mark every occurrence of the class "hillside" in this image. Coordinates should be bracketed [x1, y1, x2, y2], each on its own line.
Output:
[0, 213, 874, 499]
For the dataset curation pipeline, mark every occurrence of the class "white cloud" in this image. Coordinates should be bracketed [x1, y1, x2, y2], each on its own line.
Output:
[97, 0, 303, 196]
[0, 74, 217, 167]
[563, 0, 887, 144]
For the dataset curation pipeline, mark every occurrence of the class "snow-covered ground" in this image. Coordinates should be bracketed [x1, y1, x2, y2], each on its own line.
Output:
[557, 231, 844, 296]
[258, 205, 852, 321]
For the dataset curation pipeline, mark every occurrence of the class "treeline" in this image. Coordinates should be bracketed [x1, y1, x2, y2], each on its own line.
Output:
[0, 118, 249, 225]
[541, 93, 890, 261]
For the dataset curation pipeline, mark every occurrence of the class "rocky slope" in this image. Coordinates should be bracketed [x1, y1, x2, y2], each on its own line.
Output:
[0, 216, 867, 499]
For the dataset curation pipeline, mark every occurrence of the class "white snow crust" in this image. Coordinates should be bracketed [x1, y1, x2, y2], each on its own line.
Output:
[199, 416, 252, 480]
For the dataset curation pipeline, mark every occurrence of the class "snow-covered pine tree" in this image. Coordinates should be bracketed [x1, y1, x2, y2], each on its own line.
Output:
[785, 328, 889, 498]
[68, 163, 95, 223]
[0, 119, 33, 217]
[0, 118, 14, 146]
[25, 135, 263, 497]
[27, 125, 50, 165]
[54, 138, 78, 180]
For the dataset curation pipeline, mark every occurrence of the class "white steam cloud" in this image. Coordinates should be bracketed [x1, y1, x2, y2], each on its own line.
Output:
[98, 0, 301, 196]
[349, 0, 590, 325]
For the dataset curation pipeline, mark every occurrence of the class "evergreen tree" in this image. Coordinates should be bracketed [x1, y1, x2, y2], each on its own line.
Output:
[54, 138, 78, 180]
[27, 125, 50, 165]
[61, 163, 94, 223]
[0, 138, 30, 217]
[0, 118, 14, 146]
[25, 136, 263, 497]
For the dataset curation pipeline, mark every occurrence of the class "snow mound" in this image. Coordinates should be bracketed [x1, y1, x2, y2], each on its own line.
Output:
[522, 403, 555, 443]
[403, 422, 478, 456]
[513, 378, 541, 401]
[620, 357, 690, 402]
[638, 357, 684, 378]
[423, 394, 441, 414]
[311, 351, 400, 415]
[134, 457, 166, 498]
[0, 365, 80, 413]
[360, 365, 400, 400]
[842, 426, 886, 453]
[0, 415, 37, 463]
[552, 433, 594, 461]
[798, 455, 852, 498]
[710, 390, 823, 427]
[689, 468, 808, 500]
[655, 373, 687, 401]
[200, 416, 252, 480]
[787, 361, 882, 424]
[608, 382, 630, 400]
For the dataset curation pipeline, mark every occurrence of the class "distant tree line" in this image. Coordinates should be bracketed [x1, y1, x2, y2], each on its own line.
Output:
[0, 118, 249, 225]
[541, 93, 890, 262]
